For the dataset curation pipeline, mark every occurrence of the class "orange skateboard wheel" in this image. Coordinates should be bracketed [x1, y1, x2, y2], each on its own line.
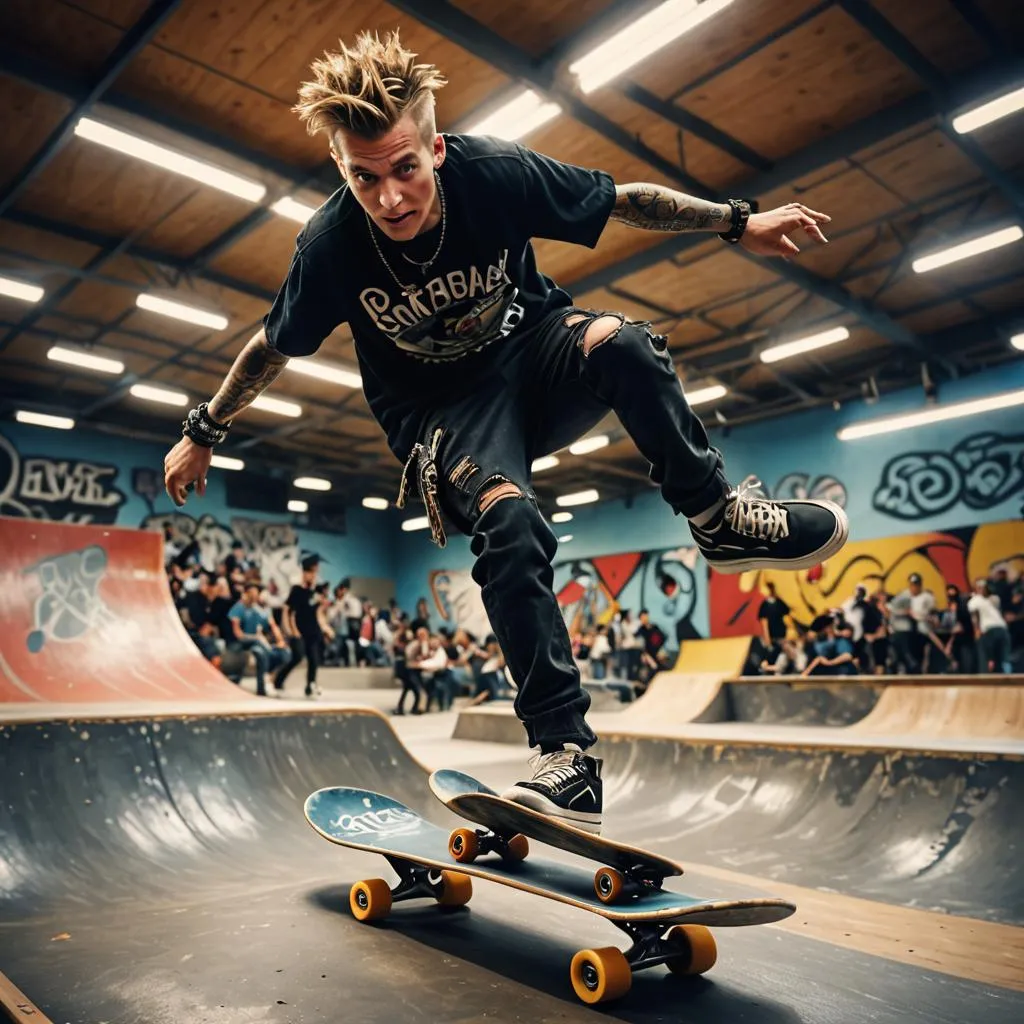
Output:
[504, 834, 529, 862]
[570, 947, 632, 1004]
[449, 827, 480, 862]
[436, 870, 473, 907]
[665, 924, 717, 975]
[594, 866, 626, 904]
[349, 878, 392, 922]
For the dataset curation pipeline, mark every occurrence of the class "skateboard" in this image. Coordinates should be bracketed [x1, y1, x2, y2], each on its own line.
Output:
[429, 767, 683, 904]
[304, 786, 795, 1005]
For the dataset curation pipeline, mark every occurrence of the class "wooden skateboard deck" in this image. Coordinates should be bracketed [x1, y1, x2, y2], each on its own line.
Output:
[428, 768, 682, 900]
[305, 786, 795, 1005]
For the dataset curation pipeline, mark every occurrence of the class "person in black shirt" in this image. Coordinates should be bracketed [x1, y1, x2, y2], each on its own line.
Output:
[757, 582, 790, 645]
[274, 555, 326, 697]
[162, 31, 847, 832]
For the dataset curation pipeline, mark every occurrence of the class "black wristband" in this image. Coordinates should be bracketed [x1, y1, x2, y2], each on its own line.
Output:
[182, 403, 230, 448]
[719, 199, 751, 244]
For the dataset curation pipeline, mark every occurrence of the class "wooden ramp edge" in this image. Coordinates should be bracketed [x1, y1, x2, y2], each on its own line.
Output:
[849, 683, 1024, 740]
[0, 969, 52, 1023]
[618, 636, 752, 726]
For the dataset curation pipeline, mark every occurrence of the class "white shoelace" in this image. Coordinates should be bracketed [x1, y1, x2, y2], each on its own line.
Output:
[726, 475, 790, 542]
[527, 749, 581, 793]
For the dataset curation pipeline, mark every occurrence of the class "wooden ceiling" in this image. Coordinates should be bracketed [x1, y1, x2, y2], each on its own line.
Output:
[1, 0, 1022, 511]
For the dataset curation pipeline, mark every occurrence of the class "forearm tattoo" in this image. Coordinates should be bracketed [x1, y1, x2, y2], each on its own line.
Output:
[209, 332, 288, 422]
[611, 184, 730, 232]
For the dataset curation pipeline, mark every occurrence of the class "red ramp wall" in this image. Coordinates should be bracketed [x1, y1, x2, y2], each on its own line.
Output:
[0, 516, 250, 702]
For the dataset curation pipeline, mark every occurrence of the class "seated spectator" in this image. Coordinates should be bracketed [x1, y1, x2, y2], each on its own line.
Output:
[405, 627, 452, 711]
[374, 609, 396, 665]
[802, 614, 857, 676]
[969, 579, 1012, 674]
[411, 597, 432, 633]
[228, 582, 289, 696]
[179, 571, 224, 664]
[468, 635, 508, 706]
[760, 637, 808, 676]
[862, 588, 889, 674]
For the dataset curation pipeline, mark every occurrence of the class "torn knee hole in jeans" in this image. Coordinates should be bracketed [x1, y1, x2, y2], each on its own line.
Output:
[563, 311, 627, 356]
[477, 476, 523, 514]
[448, 455, 480, 490]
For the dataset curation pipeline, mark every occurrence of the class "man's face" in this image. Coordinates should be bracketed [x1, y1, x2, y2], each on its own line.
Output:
[332, 113, 444, 242]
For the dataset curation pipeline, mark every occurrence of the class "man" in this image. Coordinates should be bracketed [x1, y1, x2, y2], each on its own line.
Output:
[968, 579, 1012, 674]
[332, 578, 365, 665]
[274, 554, 329, 697]
[228, 581, 289, 696]
[163, 32, 848, 832]
[756, 581, 790, 660]
[801, 613, 856, 677]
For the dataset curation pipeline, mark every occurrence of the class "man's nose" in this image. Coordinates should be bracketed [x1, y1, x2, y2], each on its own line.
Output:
[379, 185, 403, 210]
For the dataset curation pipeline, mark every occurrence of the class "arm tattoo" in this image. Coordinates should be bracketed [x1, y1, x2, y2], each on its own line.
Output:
[610, 184, 730, 232]
[208, 330, 289, 422]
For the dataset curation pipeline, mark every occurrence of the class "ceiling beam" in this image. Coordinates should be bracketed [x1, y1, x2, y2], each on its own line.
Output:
[0, 1, 184, 219]
[837, 0, 1024, 220]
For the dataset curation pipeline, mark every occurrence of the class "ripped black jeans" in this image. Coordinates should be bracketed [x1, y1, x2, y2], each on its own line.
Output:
[395, 307, 728, 752]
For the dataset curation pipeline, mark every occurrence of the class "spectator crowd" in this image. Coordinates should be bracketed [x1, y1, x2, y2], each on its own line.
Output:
[748, 570, 1023, 677]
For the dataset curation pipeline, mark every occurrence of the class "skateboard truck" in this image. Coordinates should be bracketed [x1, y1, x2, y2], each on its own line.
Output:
[349, 855, 473, 922]
[594, 863, 672, 904]
[449, 826, 530, 864]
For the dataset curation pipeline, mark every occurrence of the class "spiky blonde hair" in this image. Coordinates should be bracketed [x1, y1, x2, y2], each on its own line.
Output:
[294, 31, 447, 144]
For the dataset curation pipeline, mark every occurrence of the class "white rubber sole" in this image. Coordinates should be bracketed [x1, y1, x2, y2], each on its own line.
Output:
[501, 785, 603, 834]
[705, 500, 850, 576]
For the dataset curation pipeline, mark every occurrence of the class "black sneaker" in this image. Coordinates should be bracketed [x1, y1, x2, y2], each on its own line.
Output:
[501, 745, 603, 833]
[690, 475, 849, 575]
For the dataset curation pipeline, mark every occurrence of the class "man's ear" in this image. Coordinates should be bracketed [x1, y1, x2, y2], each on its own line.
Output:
[432, 132, 446, 169]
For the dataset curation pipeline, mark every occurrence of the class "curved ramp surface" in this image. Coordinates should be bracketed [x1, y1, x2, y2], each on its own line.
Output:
[0, 517, 247, 702]
[1, 710, 1022, 1024]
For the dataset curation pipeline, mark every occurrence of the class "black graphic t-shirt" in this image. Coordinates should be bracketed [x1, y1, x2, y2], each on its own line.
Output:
[287, 584, 321, 637]
[263, 134, 616, 457]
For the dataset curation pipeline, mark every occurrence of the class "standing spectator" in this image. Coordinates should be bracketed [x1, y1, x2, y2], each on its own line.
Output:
[411, 597, 432, 632]
[1006, 577, 1024, 670]
[334, 579, 365, 665]
[864, 588, 890, 674]
[274, 555, 328, 697]
[589, 625, 612, 680]
[908, 573, 936, 670]
[374, 609, 396, 665]
[988, 568, 1013, 615]
[392, 625, 421, 715]
[618, 610, 642, 681]
[841, 585, 870, 669]
[939, 584, 975, 674]
[228, 582, 289, 696]
[968, 579, 1012, 674]
[889, 576, 924, 673]
[757, 581, 790, 651]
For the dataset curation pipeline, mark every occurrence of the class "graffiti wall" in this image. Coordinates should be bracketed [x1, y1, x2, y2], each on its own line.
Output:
[428, 544, 707, 651]
[710, 519, 1023, 637]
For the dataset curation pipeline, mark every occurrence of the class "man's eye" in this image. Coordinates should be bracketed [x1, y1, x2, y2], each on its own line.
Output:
[399, 164, 416, 175]
[355, 172, 375, 184]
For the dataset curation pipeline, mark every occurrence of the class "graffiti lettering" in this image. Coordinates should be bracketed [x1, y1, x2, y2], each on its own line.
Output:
[331, 808, 421, 836]
[770, 472, 848, 508]
[0, 431, 124, 523]
[873, 432, 1024, 520]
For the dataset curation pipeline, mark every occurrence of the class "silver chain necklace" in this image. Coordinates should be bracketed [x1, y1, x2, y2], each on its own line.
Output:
[365, 171, 446, 299]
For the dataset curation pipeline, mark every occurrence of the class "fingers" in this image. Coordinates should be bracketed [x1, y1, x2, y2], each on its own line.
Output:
[778, 234, 800, 256]
[787, 201, 831, 223]
[196, 475, 207, 497]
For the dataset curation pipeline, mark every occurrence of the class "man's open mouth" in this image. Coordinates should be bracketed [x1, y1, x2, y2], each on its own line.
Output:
[383, 212, 414, 226]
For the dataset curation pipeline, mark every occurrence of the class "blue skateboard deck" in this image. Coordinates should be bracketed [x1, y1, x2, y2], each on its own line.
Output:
[305, 786, 794, 1004]
[429, 768, 683, 894]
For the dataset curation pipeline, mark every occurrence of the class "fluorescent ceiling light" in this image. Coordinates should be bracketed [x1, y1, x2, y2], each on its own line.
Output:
[760, 326, 850, 364]
[287, 499, 308, 513]
[362, 497, 389, 510]
[463, 88, 562, 140]
[551, 511, 573, 523]
[136, 293, 229, 331]
[558, 534, 574, 543]
[74, 117, 266, 202]
[569, 434, 610, 455]
[210, 454, 245, 471]
[838, 389, 1024, 441]
[271, 196, 319, 223]
[294, 476, 331, 491]
[912, 226, 1023, 273]
[952, 85, 1024, 134]
[401, 516, 430, 532]
[15, 410, 74, 430]
[1011, 332, 1024, 352]
[129, 383, 188, 406]
[251, 394, 302, 417]
[570, 0, 737, 93]
[531, 455, 560, 473]
[47, 345, 124, 375]
[686, 383, 728, 406]
[0, 274, 44, 303]
[287, 359, 362, 388]
[557, 488, 600, 507]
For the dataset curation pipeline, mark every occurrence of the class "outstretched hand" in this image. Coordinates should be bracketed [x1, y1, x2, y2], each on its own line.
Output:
[741, 202, 830, 257]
